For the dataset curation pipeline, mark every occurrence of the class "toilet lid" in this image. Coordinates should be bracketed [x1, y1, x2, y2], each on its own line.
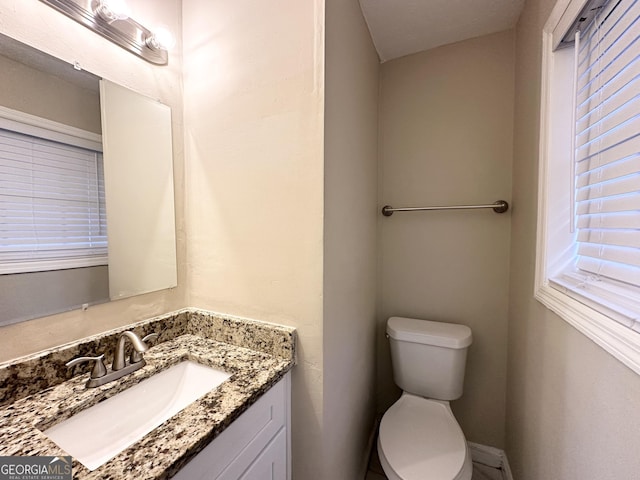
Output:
[379, 394, 468, 480]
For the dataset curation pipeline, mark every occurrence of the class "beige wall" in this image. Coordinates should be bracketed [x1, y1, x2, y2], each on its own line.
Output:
[323, 0, 379, 478]
[506, 0, 640, 478]
[377, 30, 515, 449]
[0, 0, 185, 362]
[181, 0, 325, 477]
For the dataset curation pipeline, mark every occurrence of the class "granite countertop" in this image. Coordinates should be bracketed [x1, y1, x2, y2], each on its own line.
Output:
[0, 309, 296, 479]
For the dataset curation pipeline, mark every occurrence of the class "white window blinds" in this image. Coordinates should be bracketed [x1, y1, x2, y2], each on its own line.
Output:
[553, 0, 640, 329]
[0, 128, 107, 274]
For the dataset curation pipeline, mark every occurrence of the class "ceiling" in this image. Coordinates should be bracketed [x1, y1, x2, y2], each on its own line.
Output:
[359, 0, 526, 62]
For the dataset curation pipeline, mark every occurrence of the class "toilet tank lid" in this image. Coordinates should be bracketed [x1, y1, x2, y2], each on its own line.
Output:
[387, 317, 472, 349]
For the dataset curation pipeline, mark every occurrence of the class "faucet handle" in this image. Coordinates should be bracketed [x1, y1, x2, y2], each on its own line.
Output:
[66, 354, 107, 379]
[130, 333, 159, 363]
[142, 333, 159, 343]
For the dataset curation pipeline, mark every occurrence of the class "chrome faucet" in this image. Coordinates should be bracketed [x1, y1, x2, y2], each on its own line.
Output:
[66, 331, 158, 388]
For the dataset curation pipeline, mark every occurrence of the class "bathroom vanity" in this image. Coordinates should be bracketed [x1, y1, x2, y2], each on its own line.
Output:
[0, 309, 296, 479]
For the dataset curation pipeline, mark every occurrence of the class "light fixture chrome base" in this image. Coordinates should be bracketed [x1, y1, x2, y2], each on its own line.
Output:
[38, 0, 168, 65]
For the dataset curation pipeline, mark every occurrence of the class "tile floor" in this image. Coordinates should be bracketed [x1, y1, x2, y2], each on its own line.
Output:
[366, 441, 504, 480]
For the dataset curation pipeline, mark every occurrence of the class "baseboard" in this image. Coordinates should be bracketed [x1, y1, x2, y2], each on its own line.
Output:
[362, 415, 382, 477]
[468, 442, 514, 480]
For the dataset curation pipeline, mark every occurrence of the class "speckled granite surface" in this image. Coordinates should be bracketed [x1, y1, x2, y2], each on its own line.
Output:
[0, 308, 296, 406]
[0, 309, 296, 479]
[188, 310, 295, 361]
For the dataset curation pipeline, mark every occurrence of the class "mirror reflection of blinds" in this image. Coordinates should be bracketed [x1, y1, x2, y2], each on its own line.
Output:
[559, 0, 611, 47]
[552, 0, 640, 329]
[0, 128, 107, 274]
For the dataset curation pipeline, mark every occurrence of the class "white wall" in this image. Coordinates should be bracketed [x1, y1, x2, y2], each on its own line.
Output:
[0, 0, 185, 362]
[323, 0, 379, 477]
[181, 0, 326, 477]
[377, 30, 515, 449]
[506, 0, 640, 478]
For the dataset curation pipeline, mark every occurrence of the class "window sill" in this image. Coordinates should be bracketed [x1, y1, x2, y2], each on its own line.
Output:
[534, 283, 640, 375]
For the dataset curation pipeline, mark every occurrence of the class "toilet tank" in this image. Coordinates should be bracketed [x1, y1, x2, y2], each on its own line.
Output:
[387, 317, 472, 401]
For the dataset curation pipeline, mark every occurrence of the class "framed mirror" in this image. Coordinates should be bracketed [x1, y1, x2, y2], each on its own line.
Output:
[0, 33, 177, 326]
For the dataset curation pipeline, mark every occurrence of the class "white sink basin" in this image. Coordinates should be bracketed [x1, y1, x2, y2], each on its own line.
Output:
[43, 360, 231, 471]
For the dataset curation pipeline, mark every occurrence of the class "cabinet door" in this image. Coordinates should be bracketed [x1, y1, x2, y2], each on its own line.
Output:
[235, 428, 286, 480]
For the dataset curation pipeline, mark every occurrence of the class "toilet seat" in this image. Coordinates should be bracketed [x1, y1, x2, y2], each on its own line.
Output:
[378, 393, 472, 480]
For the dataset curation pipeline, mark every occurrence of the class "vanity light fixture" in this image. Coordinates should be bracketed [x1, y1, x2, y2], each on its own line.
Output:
[38, 0, 171, 65]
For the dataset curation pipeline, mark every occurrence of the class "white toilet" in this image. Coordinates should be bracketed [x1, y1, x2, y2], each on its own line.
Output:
[378, 316, 473, 480]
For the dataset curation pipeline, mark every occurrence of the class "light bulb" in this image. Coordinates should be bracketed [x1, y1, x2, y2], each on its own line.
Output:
[145, 26, 176, 51]
[95, 0, 131, 22]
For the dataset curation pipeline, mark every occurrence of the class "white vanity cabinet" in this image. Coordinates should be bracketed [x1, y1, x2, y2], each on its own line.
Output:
[172, 372, 291, 480]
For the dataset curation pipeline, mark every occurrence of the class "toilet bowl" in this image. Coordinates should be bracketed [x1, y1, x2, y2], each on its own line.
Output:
[379, 316, 473, 480]
[377, 393, 472, 480]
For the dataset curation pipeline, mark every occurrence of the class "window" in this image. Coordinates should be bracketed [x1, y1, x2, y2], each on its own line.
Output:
[0, 107, 107, 274]
[536, 0, 640, 373]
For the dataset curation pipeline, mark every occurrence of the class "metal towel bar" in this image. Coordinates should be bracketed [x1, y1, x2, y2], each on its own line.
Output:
[381, 200, 509, 216]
